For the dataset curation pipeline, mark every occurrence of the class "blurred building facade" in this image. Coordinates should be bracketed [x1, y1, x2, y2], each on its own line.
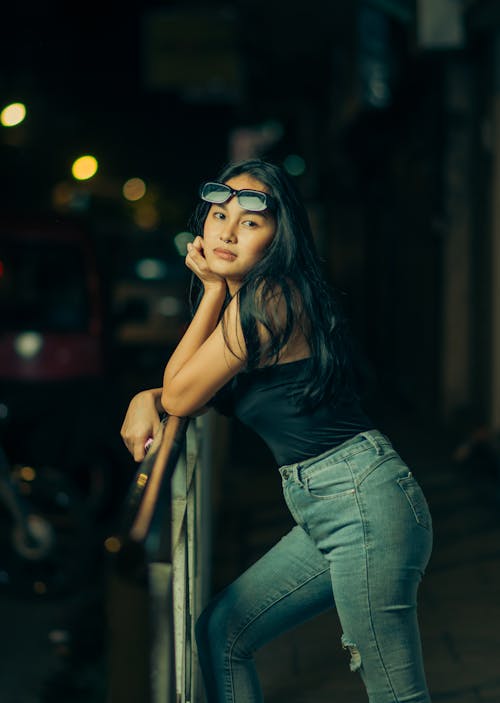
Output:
[1, 0, 500, 438]
[138, 0, 500, 438]
[225, 0, 500, 439]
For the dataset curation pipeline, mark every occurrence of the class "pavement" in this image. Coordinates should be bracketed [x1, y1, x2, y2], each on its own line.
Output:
[211, 408, 500, 703]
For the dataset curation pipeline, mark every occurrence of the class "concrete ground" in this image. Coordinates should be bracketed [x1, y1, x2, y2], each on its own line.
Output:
[211, 410, 500, 703]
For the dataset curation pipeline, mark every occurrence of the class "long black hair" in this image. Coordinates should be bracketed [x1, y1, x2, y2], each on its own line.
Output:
[188, 159, 357, 409]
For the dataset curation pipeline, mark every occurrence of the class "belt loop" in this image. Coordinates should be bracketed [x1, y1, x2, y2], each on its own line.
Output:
[294, 464, 305, 487]
[281, 463, 305, 486]
[360, 431, 383, 455]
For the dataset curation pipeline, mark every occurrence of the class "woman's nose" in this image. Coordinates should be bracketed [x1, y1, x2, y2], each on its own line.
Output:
[219, 224, 237, 243]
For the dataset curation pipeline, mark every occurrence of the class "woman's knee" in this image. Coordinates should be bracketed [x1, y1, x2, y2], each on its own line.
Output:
[195, 601, 215, 651]
[196, 591, 255, 662]
[195, 594, 231, 654]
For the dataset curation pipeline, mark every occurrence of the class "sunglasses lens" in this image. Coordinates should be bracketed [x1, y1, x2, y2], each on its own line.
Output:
[237, 191, 268, 211]
[200, 182, 273, 212]
[200, 182, 231, 204]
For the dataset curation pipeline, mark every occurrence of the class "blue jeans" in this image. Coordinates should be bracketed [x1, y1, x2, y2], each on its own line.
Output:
[196, 430, 433, 702]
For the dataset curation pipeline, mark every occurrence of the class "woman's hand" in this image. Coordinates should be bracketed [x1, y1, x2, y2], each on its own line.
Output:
[185, 236, 226, 290]
[120, 389, 163, 462]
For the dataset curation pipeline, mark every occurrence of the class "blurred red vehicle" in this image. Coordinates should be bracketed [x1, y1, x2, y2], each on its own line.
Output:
[0, 216, 104, 383]
[0, 215, 121, 596]
[0, 215, 118, 493]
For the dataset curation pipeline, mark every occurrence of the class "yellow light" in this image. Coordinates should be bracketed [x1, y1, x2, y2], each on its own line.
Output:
[123, 177, 146, 201]
[134, 203, 159, 230]
[1, 102, 26, 127]
[104, 536, 122, 553]
[71, 155, 98, 181]
[20, 466, 36, 482]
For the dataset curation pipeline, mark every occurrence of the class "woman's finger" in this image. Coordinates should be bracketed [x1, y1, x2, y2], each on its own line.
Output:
[186, 244, 208, 274]
[185, 240, 225, 285]
[133, 442, 146, 462]
[193, 235, 204, 251]
[185, 250, 203, 276]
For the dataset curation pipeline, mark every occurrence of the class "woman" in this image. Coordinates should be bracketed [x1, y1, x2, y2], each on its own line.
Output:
[120, 159, 433, 702]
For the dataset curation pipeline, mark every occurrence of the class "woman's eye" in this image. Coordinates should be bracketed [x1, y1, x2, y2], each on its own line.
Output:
[242, 219, 257, 228]
[213, 211, 225, 220]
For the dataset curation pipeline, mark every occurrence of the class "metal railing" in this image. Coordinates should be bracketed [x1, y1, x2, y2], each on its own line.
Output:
[111, 413, 212, 703]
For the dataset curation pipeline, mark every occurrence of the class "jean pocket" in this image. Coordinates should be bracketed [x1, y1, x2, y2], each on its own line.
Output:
[397, 473, 432, 530]
[304, 462, 356, 500]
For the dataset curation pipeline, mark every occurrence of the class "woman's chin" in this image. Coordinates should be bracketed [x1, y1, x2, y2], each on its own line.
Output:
[208, 259, 242, 279]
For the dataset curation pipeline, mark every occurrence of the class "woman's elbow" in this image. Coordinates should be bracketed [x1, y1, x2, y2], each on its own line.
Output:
[161, 390, 184, 417]
[161, 389, 199, 418]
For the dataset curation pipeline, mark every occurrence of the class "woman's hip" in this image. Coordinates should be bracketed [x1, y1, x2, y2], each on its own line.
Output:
[279, 431, 433, 569]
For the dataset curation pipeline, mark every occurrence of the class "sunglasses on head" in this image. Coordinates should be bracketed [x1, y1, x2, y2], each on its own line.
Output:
[199, 181, 275, 212]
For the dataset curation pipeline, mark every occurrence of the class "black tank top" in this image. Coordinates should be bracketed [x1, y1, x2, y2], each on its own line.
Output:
[209, 358, 373, 466]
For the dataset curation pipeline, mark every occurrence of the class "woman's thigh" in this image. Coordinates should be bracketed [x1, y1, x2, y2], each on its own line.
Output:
[196, 524, 333, 659]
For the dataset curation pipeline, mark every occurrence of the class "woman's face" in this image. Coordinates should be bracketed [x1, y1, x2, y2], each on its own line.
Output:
[202, 173, 276, 293]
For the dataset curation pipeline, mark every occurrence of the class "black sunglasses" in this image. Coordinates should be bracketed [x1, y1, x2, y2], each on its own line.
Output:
[199, 181, 275, 212]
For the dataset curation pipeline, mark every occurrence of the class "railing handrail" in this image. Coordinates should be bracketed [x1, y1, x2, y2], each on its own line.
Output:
[120, 415, 189, 547]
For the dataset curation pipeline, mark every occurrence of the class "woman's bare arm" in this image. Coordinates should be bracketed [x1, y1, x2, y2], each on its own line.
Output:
[159, 236, 247, 417]
[161, 293, 246, 417]
[163, 282, 227, 386]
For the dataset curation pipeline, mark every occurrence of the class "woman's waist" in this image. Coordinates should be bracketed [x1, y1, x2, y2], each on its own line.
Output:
[278, 429, 392, 477]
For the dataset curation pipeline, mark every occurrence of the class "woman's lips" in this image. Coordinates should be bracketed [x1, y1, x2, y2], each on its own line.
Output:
[213, 248, 237, 261]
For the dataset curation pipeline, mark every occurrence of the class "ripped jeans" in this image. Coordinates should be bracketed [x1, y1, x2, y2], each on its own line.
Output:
[195, 430, 433, 702]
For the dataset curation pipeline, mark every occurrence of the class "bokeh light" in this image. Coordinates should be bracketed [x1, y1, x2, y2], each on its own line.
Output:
[71, 155, 98, 181]
[283, 154, 306, 177]
[174, 231, 194, 255]
[52, 181, 75, 209]
[135, 258, 167, 280]
[123, 177, 146, 201]
[0, 102, 26, 127]
[20, 466, 36, 482]
[104, 536, 122, 553]
[133, 203, 159, 230]
[14, 332, 43, 359]
[158, 296, 183, 316]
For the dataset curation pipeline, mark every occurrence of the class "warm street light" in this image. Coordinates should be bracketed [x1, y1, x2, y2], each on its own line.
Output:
[71, 155, 98, 180]
[1, 102, 27, 127]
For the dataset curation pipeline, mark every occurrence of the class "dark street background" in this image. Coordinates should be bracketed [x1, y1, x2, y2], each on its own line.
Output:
[1, 2, 500, 701]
